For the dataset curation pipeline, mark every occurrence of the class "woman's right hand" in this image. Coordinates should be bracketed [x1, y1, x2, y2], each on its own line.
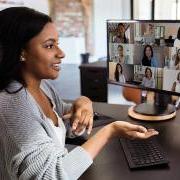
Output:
[109, 121, 159, 139]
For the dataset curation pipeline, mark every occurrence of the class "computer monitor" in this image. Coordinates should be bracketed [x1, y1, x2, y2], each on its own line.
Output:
[107, 20, 180, 120]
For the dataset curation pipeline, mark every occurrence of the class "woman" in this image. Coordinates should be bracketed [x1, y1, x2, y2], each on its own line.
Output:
[114, 63, 126, 83]
[171, 72, 180, 108]
[115, 45, 125, 64]
[113, 23, 129, 43]
[171, 27, 180, 57]
[173, 27, 180, 53]
[172, 72, 180, 92]
[141, 67, 155, 88]
[142, 45, 158, 67]
[0, 7, 158, 179]
[174, 49, 180, 70]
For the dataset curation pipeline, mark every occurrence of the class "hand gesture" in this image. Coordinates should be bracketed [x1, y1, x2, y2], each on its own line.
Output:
[111, 121, 159, 139]
[63, 96, 93, 135]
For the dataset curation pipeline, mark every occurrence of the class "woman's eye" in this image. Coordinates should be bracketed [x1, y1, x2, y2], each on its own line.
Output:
[45, 44, 55, 49]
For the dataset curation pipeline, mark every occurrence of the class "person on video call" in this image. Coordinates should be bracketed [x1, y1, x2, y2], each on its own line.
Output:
[113, 23, 129, 43]
[174, 49, 180, 70]
[173, 27, 180, 55]
[171, 72, 180, 108]
[114, 45, 126, 64]
[144, 24, 154, 36]
[172, 72, 180, 92]
[114, 63, 126, 83]
[142, 45, 158, 67]
[0, 7, 158, 179]
[141, 67, 155, 88]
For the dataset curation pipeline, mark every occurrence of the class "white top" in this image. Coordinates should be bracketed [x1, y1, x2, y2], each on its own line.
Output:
[46, 110, 66, 147]
[175, 80, 180, 93]
[141, 77, 155, 88]
[119, 74, 126, 83]
[46, 100, 86, 141]
[172, 39, 180, 56]
[174, 38, 180, 48]
[28, 87, 85, 144]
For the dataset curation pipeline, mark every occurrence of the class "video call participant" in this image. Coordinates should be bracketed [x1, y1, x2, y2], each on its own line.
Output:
[113, 23, 129, 43]
[0, 7, 159, 179]
[174, 49, 180, 70]
[171, 72, 180, 92]
[114, 63, 126, 83]
[142, 45, 158, 67]
[144, 24, 154, 36]
[141, 67, 155, 88]
[173, 27, 180, 54]
[171, 72, 180, 108]
[114, 45, 125, 64]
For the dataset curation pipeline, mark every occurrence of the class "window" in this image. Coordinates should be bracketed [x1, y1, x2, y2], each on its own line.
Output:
[132, 0, 180, 20]
[133, 0, 152, 20]
[155, 0, 177, 20]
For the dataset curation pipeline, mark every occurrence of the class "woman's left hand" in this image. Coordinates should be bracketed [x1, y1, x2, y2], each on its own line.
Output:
[63, 96, 94, 135]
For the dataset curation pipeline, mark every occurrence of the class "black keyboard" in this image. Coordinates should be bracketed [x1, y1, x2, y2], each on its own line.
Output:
[120, 137, 169, 169]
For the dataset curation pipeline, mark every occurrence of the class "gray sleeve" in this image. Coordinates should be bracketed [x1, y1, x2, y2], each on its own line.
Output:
[1, 93, 92, 180]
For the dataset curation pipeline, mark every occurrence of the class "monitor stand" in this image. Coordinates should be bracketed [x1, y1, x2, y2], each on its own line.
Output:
[128, 92, 176, 121]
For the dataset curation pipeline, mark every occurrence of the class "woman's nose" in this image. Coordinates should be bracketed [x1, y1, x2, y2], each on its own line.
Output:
[56, 47, 65, 59]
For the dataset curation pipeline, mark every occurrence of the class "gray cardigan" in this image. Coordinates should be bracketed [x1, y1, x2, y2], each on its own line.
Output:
[0, 80, 92, 180]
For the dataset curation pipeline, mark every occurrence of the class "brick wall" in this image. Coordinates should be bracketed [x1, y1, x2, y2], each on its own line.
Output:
[53, 0, 85, 37]
[52, 0, 93, 53]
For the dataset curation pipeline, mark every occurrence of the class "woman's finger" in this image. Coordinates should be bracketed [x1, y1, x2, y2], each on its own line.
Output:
[87, 117, 93, 135]
[72, 109, 81, 130]
[124, 123, 148, 133]
[133, 130, 159, 139]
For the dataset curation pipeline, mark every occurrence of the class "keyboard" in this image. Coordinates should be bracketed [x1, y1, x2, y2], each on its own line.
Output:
[119, 137, 169, 169]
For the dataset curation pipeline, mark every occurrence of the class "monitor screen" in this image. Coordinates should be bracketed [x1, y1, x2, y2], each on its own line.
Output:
[107, 20, 180, 96]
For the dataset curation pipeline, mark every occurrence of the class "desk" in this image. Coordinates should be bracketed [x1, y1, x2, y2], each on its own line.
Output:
[80, 102, 180, 180]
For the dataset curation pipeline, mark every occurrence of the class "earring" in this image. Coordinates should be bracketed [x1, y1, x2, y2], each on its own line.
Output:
[20, 55, 26, 62]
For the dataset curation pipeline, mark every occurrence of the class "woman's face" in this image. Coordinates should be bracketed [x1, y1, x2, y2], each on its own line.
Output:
[118, 46, 123, 56]
[22, 22, 65, 80]
[117, 65, 122, 73]
[118, 25, 125, 36]
[145, 47, 152, 58]
[146, 69, 151, 78]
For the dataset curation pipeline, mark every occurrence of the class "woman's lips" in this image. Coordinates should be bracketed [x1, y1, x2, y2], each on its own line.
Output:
[52, 63, 60, 71]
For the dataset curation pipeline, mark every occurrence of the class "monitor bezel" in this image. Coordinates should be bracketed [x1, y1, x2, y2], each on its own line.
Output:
[107, 19, 180, 96]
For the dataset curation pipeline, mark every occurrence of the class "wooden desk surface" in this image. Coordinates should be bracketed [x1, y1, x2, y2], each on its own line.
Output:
[80, 102, 180, 180]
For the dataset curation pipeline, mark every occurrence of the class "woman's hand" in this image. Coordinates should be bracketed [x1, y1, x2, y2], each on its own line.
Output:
[109, 121, 159, 139]
[81, 121, 158, 159]
[63, 96, 93, 135]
